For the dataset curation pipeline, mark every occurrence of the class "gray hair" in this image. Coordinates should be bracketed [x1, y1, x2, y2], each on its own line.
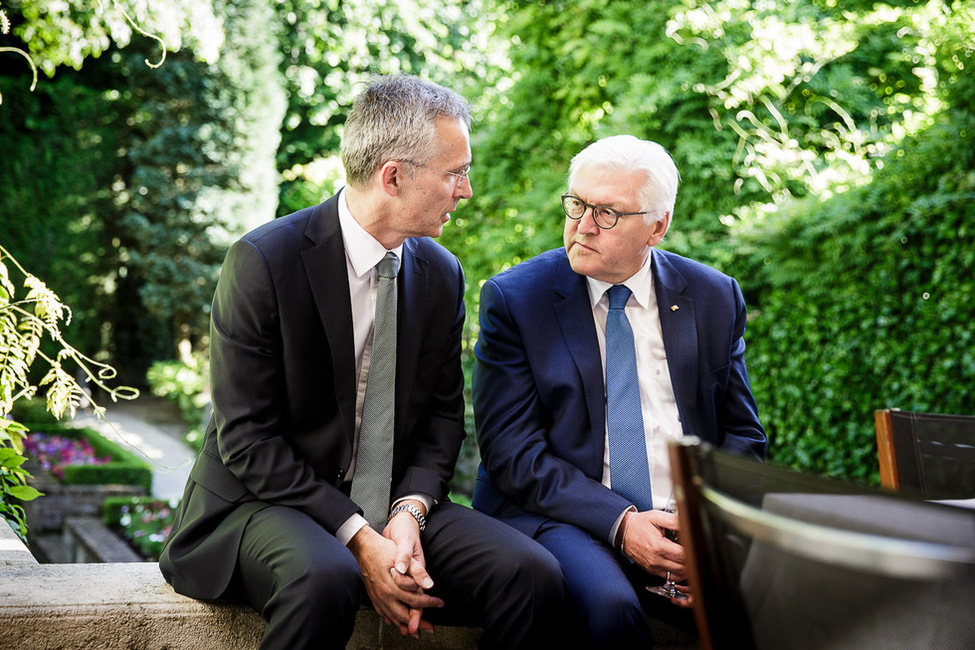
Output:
[567, 135, 681, 224]
[341, 75, 471, 189]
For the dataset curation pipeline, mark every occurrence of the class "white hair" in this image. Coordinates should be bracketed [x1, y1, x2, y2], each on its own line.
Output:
[567, 135, 680, 224]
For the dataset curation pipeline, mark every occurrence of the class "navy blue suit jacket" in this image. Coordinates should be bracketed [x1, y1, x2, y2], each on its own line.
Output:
[160, 194, 467, 599]
[471, 247, 766, 543]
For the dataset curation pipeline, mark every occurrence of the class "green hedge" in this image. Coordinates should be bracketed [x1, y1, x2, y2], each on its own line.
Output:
[733, 108, 975, 484]
[25, 424, 153, 493]
[9, 398, 60, 426]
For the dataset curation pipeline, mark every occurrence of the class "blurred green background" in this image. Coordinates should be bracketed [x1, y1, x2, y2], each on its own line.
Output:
[2, 0, 973, 491]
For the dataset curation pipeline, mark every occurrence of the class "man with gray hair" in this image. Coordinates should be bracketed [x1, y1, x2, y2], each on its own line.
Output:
[160, 74, 566, 650]
[471, 135, 766, 647]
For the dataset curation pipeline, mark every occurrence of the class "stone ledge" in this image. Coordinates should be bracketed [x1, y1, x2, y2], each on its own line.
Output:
[0, 560, 266, 649]
[22, 467, 146, 534]
[0, 524, 481, 649]
[0, 525, 37, 567]
[2, 525, 691, 649]
[63, 516, 144, 563]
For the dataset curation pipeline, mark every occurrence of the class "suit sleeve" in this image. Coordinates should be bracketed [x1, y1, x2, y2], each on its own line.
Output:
[209, 240, 359, 533]
[391, 254, 467, 505]
[473, 278, 632, 542]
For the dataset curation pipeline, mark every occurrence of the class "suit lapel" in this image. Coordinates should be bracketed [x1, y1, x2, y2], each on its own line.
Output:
[653, 249, 698, 412]
[301, 196, 358, 444]
[395, 238, 425, 439]
[552, 255, 607, 475]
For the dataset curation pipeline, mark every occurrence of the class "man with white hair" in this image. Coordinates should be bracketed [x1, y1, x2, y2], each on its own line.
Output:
[471, 135, 766, 647]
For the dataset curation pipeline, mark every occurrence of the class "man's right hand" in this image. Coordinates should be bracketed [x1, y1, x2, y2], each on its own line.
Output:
[620, 509, 687, 582]
[347, 525, 444, 636]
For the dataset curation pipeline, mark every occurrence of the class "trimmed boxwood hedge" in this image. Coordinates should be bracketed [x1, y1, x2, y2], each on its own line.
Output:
[25, 424, 153, 493]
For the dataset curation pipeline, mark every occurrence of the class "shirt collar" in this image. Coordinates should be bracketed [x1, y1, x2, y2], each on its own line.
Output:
[585, 250, 655, 310]
[338, 187, 404, 278]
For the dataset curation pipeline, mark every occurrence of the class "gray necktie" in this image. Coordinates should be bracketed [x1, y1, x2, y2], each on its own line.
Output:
[350, 251, 399, 530]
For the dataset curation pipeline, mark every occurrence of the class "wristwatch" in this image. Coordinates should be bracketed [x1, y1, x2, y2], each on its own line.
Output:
[387, 503, 427, 532]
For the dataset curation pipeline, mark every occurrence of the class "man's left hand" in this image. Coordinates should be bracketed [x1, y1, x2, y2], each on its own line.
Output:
[384, 501, 434, 636]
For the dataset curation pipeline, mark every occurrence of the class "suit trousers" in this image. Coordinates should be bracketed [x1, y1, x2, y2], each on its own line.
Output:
[230, 501, 567, 650]
[530, 518, 695, 649]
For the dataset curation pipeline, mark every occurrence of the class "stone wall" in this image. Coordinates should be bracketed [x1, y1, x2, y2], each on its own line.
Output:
[0, 523, 481, 649]
[22, 465, 145, 534]
[3, 518, 696, 649]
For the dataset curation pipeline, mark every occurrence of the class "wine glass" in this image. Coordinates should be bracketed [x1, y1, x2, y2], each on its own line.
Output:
[646, 494, 689, 600]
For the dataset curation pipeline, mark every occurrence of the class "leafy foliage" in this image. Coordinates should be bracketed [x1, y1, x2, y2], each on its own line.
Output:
[110, 0, 286, 367]
[436, 0, 975, 484]
[2, 0, 285, 384]
[11, 0, 223, 76]
[2, 0, 974, 490]
[0, 54, 124, 361]
[146, 352, 210, 450]
[443, 0, 962, 301]
[736, 20, 975, 480]
[0, 247, 137, 539]
[0, 426, 35, 540]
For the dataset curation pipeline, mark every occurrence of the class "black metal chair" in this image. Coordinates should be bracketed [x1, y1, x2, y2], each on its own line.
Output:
[670, 438, 975, 650]
[875, 408, 975, 499]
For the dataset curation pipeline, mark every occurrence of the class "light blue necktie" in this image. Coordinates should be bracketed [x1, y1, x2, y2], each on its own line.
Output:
[606, 285, 653, 511]
[350, 252, 399, 529]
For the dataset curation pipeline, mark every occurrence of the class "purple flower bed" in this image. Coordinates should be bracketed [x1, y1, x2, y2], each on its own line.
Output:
[24, 432, 111, 480]
[105, 498, 177, 560]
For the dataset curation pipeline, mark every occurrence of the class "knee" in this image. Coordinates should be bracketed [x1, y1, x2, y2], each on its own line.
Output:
[497, 540, 567, 604]
[530, 545, 567, 598]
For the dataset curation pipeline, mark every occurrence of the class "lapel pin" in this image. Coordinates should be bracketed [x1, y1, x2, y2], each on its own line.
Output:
[671, 305, 679, 312]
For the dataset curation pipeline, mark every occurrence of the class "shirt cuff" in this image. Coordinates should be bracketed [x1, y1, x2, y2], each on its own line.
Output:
[392, 493, 434, 515]
[338, 494, 434, 545]
[610, 506, 636, 548]
[336, 514, 370, 546]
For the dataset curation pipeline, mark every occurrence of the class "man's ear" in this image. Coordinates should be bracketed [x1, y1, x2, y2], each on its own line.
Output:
[647, 212, 671, 247]
[379, 161, 403, 196]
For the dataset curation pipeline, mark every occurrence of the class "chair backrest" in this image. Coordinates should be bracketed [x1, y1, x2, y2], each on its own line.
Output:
[875, 408, 975, 499]
[670, 438, 975, 650]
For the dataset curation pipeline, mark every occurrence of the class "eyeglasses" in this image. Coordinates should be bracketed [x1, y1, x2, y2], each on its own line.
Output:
[400, 160, 471, 185]
[561, 194, 648, 230]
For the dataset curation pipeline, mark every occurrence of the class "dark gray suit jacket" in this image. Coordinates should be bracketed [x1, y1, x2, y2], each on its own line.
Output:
[160, 194, 467, 599]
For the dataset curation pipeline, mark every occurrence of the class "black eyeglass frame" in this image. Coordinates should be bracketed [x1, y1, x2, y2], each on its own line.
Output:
[560, 193, 649, 230]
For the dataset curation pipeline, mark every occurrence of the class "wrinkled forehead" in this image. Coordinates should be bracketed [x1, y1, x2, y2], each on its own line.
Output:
[569, 164, 648, 203]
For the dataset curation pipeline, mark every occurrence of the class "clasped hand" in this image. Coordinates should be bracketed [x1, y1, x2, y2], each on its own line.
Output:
[348, 513, 443, 636]
[620, 509, 694, 606]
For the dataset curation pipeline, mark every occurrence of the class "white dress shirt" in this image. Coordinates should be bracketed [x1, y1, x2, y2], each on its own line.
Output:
[585, 251, 684, 543]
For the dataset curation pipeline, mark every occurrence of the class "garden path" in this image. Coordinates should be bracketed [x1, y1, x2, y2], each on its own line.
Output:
[70, 395, 195, 502]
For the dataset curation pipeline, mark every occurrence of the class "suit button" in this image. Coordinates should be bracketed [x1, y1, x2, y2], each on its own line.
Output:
[336, 469, 346, 481]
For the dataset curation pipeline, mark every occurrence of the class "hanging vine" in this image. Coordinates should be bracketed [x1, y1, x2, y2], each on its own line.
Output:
[1, 245, 139, 541]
